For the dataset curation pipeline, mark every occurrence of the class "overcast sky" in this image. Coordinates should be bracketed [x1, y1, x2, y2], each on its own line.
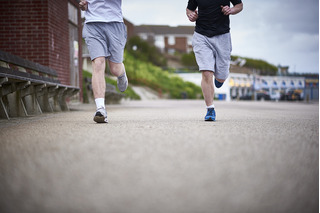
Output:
[122, 0, 319, 74]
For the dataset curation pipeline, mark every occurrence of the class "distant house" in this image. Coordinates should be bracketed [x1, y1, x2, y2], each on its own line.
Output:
[134, 25, 195, 54]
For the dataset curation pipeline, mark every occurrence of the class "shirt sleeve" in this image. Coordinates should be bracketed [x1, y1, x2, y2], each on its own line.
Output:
[231, 0, 242, 6]
[187, 0, 198, 11]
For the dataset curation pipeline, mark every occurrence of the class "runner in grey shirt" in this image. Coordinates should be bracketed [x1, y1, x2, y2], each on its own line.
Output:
[80, 0, 128, 123]
[84, 0, 123, 23]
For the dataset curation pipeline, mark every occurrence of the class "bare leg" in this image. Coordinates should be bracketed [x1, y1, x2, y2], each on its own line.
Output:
[201, 71, 214, 106]
[108, 60, 125, 77]
[92, 57, 108, 123]
[108, 60, 128, 92]
[92, 57, 106, 99]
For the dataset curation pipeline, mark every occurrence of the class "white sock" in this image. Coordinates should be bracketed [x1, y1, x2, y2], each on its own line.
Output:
[95, 98, 105, 110]
[206, 104, 215, 109]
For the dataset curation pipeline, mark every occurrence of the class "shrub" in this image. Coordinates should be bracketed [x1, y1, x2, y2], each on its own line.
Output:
[126, 36, 167, 67]
[82, 70, 140, 101]
[123, 51, 202, 99]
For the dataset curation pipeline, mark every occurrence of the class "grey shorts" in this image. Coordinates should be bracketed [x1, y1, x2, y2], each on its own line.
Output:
[82, 22, 127, 63]
[192, 31, 232, 80]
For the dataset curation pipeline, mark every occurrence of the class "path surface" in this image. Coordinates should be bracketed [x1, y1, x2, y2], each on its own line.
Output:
[130, 86, 159, 100]
[0, 100, 318, 213]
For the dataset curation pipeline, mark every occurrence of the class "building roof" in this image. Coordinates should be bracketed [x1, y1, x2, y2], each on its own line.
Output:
[134, 25, 195, 35]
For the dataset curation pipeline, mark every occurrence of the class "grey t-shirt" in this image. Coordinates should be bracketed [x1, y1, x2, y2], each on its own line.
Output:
[84, 0, 123, 23]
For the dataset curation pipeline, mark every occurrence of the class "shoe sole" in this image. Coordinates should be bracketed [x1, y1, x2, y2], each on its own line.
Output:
[94, 115, 108, 123]
[118, 76, 128, 92]
[205, 117, 215, 121]
[118, 82, 128, 92]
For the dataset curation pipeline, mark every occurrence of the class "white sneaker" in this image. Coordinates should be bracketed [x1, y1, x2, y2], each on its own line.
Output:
[93, 107, 108, 123]
[117, 72, 128, 92]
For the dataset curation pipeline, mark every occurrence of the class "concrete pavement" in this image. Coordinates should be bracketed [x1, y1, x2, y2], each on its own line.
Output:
[0, 100, 318, 213]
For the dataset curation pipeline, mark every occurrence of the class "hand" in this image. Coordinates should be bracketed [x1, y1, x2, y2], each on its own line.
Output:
[186, 8, 198, 22]
[79, 0, 88, 11]
[221, 5, 232, 15]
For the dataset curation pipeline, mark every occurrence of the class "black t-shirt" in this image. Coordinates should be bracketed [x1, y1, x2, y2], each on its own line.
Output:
[187, 0, 242, 37]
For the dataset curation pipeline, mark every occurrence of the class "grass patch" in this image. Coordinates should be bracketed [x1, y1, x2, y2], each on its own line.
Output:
[82, 70, 140, 103]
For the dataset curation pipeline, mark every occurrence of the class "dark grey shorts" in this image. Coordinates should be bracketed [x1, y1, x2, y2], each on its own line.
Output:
[192, 32, 232, 80]
[82, 22, 127, 63]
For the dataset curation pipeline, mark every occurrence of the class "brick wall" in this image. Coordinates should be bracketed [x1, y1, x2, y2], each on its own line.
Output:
[48, 0, 70, 85]
[0, 0, 50, 65]
[164, 37, 188, 53]
[0, 0, 82, 88]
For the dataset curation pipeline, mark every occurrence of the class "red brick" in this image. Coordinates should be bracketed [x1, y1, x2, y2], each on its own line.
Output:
[0, 0, 82, 91]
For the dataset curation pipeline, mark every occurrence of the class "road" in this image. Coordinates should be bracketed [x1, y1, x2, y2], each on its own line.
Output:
[0, 100, 318, 213]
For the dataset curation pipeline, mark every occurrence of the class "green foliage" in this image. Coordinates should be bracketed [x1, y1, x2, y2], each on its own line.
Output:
[181, 51, 197, 69]
[82, 70, 92, 103]
[232, 55, 278, 75]
[123, 51, 202, 99]
[82, 70, 140, 101]
[82, 69, 92, 79]
[126, 36, 167, 67]
[106, 77, 141, 100]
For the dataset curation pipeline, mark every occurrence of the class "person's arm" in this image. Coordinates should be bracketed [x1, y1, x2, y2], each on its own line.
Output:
[186, 8, 198, 22]
[79, 0, 88, 11]
[186, 0, 198, 22]
[221, 2, 243, 16]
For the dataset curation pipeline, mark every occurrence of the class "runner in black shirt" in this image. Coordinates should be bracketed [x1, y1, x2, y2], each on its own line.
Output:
[187, 0, 242, 37]
[186, 0, 243, 121]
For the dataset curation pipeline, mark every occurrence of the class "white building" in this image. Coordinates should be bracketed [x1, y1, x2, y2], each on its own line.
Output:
[177, 73, 306, 101]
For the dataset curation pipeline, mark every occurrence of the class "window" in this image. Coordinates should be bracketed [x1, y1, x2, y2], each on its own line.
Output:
[139, 34, 147, 40]
[187, 36, 192, 46]
[168, 36, 175, 45]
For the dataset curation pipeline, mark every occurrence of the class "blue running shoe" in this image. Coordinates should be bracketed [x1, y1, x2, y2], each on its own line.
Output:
[214, 79, 224, 88]
[205, 108, 216, 121]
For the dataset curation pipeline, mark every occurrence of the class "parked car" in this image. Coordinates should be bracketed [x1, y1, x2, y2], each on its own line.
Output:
[256, 91, 271, 101]
[240, 93, 253, 100]
[280, 89, 303, 101]
[239, 91, 271, 101]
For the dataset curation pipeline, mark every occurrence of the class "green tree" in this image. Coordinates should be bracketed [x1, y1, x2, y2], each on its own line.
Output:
[126, 36, 167, 67]
[181, 51, 197, 69]
[232, 55, 278, 75]
[123, 51, 202, 99]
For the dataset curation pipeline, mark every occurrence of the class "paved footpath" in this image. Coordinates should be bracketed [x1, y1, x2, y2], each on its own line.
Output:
[0, 100, 318, 213]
